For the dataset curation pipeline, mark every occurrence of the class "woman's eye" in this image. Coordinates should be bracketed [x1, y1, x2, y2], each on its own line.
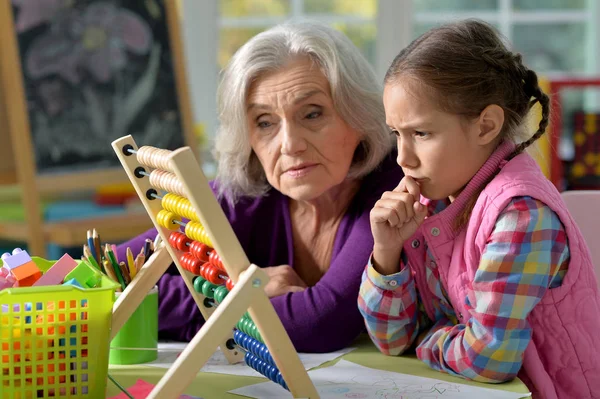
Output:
[415, 131, 428, 138]
[306, 111, 321, 119]
[390, 130, 400, 137]
[257, 120, 272, 129]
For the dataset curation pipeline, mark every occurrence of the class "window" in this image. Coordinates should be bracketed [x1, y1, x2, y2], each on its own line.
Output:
[412, 0, 594, 165]
[219, 0, 377, 69]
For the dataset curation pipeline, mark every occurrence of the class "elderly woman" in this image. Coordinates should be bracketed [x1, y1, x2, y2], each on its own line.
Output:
[117, 21, 402, 352]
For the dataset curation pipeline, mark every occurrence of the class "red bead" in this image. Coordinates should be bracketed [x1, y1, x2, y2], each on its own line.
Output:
[180, 253, 202, 275]
[202, 263, 227, 285]
[189, 241, 211, 262]
[209, 251, 225, 271]
[169, 232, 191, 251]
[226, 278, 234, 291]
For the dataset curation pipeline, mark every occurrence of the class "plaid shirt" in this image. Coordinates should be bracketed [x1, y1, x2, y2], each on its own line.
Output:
[358, 196, 569, 382]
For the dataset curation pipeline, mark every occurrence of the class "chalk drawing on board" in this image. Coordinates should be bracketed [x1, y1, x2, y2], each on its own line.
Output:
[11, 0, 186, 174]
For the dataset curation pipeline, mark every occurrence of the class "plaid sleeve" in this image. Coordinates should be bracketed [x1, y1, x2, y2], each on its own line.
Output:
[358, 253, 421, 355]
[416, 196, 570, 382]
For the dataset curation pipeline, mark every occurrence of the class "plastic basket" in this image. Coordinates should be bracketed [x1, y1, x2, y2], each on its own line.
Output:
[0, 257, 118, 398]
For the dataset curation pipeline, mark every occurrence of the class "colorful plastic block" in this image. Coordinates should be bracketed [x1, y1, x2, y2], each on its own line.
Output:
[33, 254, 77, 286]
[2, 250, 32, 270]
[10, 260, 41, 287]
[0, 277, 13, 290]
[64, 262, 101, 288]
[62, 278, 83, 288]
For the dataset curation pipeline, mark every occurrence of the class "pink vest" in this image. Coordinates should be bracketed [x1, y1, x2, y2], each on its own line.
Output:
[403, 141, 600, 398]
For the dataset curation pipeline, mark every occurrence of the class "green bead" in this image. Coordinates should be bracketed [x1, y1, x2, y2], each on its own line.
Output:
[193, 276, 206, 293]
[202, 280, 218, 298]
[214, 285, 229, 304]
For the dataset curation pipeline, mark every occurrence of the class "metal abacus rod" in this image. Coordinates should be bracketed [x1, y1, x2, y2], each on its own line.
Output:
[111, 135, 320, 399]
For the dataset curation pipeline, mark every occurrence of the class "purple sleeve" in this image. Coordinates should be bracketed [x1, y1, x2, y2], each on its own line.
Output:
[271, 209, 374, 352]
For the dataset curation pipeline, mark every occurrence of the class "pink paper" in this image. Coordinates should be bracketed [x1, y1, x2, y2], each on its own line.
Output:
[107, 379, 203, 399]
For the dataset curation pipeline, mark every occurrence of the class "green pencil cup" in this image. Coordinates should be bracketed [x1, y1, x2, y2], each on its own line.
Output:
[109, 286, 158, 365]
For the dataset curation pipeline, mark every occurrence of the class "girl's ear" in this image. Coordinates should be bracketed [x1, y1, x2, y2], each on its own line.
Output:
[477, 104, 504, 145]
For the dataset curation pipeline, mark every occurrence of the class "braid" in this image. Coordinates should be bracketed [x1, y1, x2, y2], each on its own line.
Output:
[513, 69, 550, 155]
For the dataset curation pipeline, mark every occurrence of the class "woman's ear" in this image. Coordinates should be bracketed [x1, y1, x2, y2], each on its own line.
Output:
[477, 104, 504, 145]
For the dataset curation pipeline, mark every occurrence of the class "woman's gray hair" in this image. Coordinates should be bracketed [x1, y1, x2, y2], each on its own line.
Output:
[214, 20, 393, 202]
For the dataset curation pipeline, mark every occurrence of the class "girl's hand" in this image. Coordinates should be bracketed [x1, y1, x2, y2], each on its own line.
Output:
[369, 176, 428, 275]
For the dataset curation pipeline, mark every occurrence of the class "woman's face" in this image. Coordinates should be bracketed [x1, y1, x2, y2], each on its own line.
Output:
[246, 57, 361, 201]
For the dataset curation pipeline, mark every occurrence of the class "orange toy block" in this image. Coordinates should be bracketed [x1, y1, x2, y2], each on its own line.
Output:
[11, 260, 42, 287]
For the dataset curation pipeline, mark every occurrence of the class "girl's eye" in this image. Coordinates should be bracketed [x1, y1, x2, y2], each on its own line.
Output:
[306, 111, 321, 119]
[390, 130, 400, 137]
[415, 131, 428, 138]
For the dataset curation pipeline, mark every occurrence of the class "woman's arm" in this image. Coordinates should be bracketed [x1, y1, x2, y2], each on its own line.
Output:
[358, 254, 421, 355]
[416, 197, 569, 383]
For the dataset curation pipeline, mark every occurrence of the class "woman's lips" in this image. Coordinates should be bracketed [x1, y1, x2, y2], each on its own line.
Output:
[285, 164, 318, 178]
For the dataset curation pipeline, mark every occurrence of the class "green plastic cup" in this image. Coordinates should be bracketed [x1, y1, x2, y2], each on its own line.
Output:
[109, 286, 158, 365]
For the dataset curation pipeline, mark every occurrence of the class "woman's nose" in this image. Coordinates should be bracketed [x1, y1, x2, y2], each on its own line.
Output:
[280, 121, 307, 155]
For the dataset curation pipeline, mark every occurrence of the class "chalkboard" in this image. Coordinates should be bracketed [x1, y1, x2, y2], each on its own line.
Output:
[7, 0, 194, 176]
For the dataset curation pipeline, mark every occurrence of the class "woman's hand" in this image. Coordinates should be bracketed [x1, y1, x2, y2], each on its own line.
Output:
[370, 176, 428, 275]
[262, 265, 308, 298]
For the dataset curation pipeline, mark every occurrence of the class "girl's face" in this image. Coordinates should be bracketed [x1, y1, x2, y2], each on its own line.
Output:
[383, 81, 497, 201]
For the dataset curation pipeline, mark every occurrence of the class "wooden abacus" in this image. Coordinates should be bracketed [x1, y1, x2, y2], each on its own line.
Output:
[110, 135, 320, 398]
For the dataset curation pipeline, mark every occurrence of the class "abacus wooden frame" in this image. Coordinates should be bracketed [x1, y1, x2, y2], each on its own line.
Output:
[111, 135, 320, 399]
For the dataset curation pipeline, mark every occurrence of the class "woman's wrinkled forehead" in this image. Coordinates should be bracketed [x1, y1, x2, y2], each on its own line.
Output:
[245, 57, 332, 109]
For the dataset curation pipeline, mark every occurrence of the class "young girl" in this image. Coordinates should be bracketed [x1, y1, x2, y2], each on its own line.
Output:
[358, 20, 600, 399]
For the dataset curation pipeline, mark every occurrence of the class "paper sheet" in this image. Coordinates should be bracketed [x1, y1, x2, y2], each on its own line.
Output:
[144, 342, 355, 378]
[230, 359, 531, 399]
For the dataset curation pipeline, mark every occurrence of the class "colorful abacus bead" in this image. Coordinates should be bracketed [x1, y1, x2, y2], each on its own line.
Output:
[185, 221, 213, 247]
[193, 276, 207, 293]
[169, 231, 191, 251]
[180, 252, 202, 274]
[209, 250, 225, 271]
[189, 241, 210, 262]
[236, 318, 262, 342]
[162, 193, 200, 222]
[201, 262, 228, 285]
[244, 352, 288, 390]
[157, 209, 181, 231]
[226, 278, 235, 291]
[213, 285, 229, 304]
[233, 330, 274, 366]
[201, 280, 219, 298]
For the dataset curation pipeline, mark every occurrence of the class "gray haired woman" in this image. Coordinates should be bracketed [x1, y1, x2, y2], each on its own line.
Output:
[117, 21, 403, 352]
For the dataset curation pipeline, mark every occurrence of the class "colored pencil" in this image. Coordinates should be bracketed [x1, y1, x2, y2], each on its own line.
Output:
[119, 261, 131, 285]
[86, 230, 96, 263]
[126, 247, 136, 279]
[83, 245, 100, 271]
[153, 233, 162, 250]
[102, 259, 120, 290]
[92, 229, 103, 263]
[143, 239, 152, 259]
[111, 244, 119, 263]
[134, 252, 146, 274]
[105, 245, 126, 291]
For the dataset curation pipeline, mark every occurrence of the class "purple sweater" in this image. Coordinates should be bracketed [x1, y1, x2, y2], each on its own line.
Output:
[116, 151, 402, 352]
